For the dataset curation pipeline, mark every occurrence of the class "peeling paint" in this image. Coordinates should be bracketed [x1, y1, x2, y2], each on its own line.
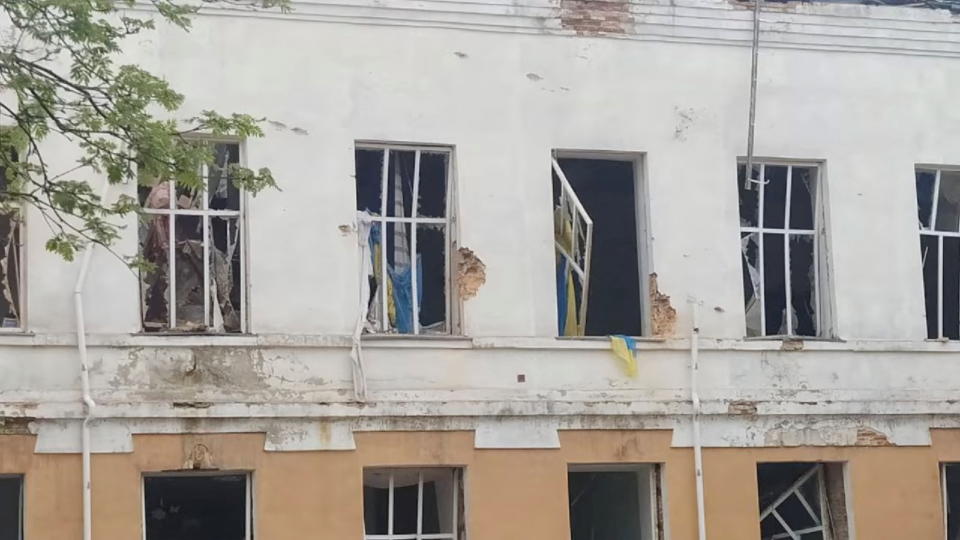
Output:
[456, 247, 486, 300]
[0, 416, 34, 435]
[649, 273, 677, 337]
[727, 400, 758, 415]
[781, 338, 804, 351]
[856, 427, 894, 446]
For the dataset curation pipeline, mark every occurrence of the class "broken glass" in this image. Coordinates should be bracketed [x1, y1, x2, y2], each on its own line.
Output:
[790, 235, 817, 336]
[943, 237, 960, 340]
[0, 211, 20, 329]
[363, 469, 459, 538]
[936, 171, 960, 232]
[418, 152, 448, 218]
[920, 234, 939, 339]
[758, 463, 833, 540]
[207, 143, 241, 211]
[209, 217, 243, 333]
[741, 232, 762, 337]
[737, 164, 761, 227]
[140, 213, 170, 331]
[763, 233, 787, 335]
[386, 150, 416, 218]
[916, 170, 936, 230]
[418, 224, 447, 332]
[763, 165, 788, 229]
[790, 167, 817, 230]
[356, 149, 384, 213]
[174, 216, 205, 331]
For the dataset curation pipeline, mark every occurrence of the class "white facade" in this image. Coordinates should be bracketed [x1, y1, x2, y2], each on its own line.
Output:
[3, 0, 960, 452]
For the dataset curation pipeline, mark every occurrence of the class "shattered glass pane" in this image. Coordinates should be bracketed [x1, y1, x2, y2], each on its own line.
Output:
[140, 214, 171, 332]
[737, 164, 761, 227]
[386, 150, 416, 218]
[356, 149, 384, 213]
[936, 171, 960, 232]
[174, 216, 205, 331]
[418, 224, 447, 332]
[760, 514, 788, 540]
[0, 212, 21, 328]
[741, 232, 762, 337]
[418, 152, 448, 218]
[140, 181, 172, 210]
[763, 233, 787, 335]
[916, 170, 936, 230]
[920, 234, 939, 339]
[209, 217, 243, 333]
[790, 167, 817, 230]
[943, 237, 960, 340]
[763, 165, 788, 229]
[421, 470, 456, 534]
[207, 142, 241, 211]
[790, 235, 817, 336]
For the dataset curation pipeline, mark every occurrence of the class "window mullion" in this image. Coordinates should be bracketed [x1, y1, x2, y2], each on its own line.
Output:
[379, 149, 390, 333]
[167, 181, 177, 330]
[784, 165, 794, 336]
[932, 169, 942, 232]
[758, 163, 767, 336]
[202, 161, 211, 329]
[940, 234, 945, 339]
[411, 151, 422, 336]
[388, 472, 395, 537]
[416, 471, 424, 540]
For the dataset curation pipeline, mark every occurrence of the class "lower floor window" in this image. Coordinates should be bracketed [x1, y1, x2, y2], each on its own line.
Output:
[0, 475, 22, 540]
[942, 463, 960, 539]
[757, 462, 849, 540]
[144, 473, 250, 540]
[363, 467, 464, 539]
[568, 464, 663, 540]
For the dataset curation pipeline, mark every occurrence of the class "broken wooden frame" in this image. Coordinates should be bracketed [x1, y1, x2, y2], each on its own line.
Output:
[0, 151, 23, 331]
[916, 166, 960, 340]
[567, 463, 664, 540]
[142, 471, 251, 540]
[552, 158, 594, 336]
[138, 140, 246, 333]
[362, 468, 464, 540]
[758, 463, 848, 540]
[355, 143, 455, 335]
[738, 160, 828, 338]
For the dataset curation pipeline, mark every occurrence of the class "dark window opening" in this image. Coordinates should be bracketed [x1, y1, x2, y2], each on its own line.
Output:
[916, 168, 960, 340]
[0, 476, 22, 540]
[363, 468, 463, 539]
[355, 147, 451, 335]
[757, 462, 848, 540]
[944, 464, 960, 540]
[568, 466, 662, 540]
[553, 157, 643, 337]
[144, 474, 248, 540]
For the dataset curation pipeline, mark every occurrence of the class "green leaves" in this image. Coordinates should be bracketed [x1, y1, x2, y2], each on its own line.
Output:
[0, 0, 289, 261]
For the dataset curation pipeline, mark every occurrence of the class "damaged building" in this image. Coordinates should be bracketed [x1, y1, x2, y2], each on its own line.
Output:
[4, 0, 960, 538]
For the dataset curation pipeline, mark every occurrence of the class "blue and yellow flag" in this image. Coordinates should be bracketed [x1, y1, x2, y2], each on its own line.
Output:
[609, 335, 637, 377]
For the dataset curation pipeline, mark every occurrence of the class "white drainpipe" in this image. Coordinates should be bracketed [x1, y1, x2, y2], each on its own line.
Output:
[74, 181, 110, 540]
[690, 300, 707, 540]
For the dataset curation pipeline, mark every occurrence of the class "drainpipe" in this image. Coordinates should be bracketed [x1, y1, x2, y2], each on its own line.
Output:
[744, 0, 762, 189]
[690, 300, 707, 540]
[74, 181, 110, 540]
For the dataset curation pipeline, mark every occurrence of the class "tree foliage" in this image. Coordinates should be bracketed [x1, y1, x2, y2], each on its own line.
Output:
[0, 0, 289, 261]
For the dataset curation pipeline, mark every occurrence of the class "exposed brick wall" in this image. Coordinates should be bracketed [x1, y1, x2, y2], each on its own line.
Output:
[560, 0, 632, 35]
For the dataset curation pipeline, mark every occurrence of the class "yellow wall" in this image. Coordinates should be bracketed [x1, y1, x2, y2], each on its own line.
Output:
[0, 429, 955, 539]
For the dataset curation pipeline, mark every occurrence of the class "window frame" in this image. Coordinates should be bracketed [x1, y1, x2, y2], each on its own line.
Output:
[0, 142, 25, 333]
[551, 150, 651, 337]
[737, 158, 832, 339]
[141, 470, 253, 540]
[362, 466, 465, 540]
[916, 165, 960, 340]
[138, 136, 249, 334]
[354, 141, 458, 336]
[567, 463, 664, 540]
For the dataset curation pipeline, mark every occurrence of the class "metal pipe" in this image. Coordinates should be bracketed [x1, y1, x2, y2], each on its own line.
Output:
[690, 300, 707, 540]
[744, 0, 762, 189]
[74, 180, 110, 540]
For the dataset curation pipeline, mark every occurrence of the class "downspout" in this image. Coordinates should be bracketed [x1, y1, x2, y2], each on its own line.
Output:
[690, 300, 707, 540]
[743, 0, 762, 189]
[74, 181, 110, 540]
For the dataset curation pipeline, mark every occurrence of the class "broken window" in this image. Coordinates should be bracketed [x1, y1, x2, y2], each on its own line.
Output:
[0, 476, 22, 540]
[915, 167, 960, 340]
[139, 142, 245, 333]
[144, 473, 250, 540]
[355, 145, 453, 335]
[0, 151, 22, 330]
[942, 463, 960, 539]
[757, 463, 849, 540]
[568, 465, 663, 540]
[363, 468, 464, 540]
[553, 155, 646, 337]
[738, 162, 826, 337]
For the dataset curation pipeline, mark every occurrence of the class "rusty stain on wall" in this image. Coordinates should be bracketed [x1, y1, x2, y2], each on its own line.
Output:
[856, 427, 894, 447]
[560, 0, 632, 36]
[457, 247, 486, 300]
[649, 273, 677, 337]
